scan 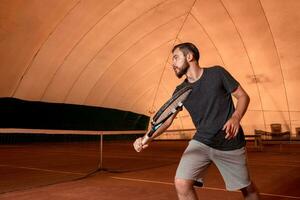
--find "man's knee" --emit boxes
[174,178,194,195]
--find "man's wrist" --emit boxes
[142,135,153,144]
[232,112,241,121]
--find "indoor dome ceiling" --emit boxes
[1,0,299,134]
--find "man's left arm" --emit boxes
[223,85,250,139]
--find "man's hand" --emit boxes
[133,137,149,152]
[222,115,240,139]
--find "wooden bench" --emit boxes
[253,129,293,151]
[245,134,263,151]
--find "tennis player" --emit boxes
[133,43,260,200]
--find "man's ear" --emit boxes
[186,52,193,62]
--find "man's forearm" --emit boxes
[232,94,250,121]
[147,121,171,141]
[144,110,179,142]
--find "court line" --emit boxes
[248,162,300,168]
[111,176,300,199]
[0,164,85,175]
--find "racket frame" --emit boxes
[142,86,192,144]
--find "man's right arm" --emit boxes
[133,110,179,152]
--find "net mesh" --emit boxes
[0,128,183,193]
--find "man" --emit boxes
[133,43,260,200]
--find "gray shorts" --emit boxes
[175,140,251,191]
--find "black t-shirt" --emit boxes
[174,66,246,150]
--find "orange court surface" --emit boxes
[0,140,299,200]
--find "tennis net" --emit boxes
[0,128,187,193]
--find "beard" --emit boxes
[175,59,189,78]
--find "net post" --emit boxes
[98,131,103,170]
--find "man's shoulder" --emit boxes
[173,79,190,95]
[205,65,229,78]
[176,79,189,87]
[206,65,225,72]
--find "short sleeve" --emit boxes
[172,86,180,96]
[172,79,190,96]
[217,66,239,93]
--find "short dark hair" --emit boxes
[172,42,200,62]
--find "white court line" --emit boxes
[0,164,85,175]
[248,163,300,168]
[111,176,300,199]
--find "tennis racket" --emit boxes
[142,85,192,144]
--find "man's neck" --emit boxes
[186,63,203,83]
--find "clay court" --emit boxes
[0,134,300,200]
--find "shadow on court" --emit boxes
[0,141,300,199]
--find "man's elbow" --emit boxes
[238,85,250,102]
[243,92,250,105]
[245,93,250,101]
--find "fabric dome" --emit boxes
[1,0,299,134]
